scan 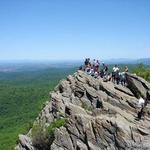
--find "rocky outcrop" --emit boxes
[16,71,150,150]
[126,73,150,99]
[15,134,34,150]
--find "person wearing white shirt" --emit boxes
[113,65,119,73]
[112,65,119,84]
[137,97,145,108]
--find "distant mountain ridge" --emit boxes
[104,58,150,66]
[137,58,150,66]
[0,58,149,72]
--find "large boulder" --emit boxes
[126,73,150,99]
[16,71,150,150]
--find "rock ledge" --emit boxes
[15,71,150,150]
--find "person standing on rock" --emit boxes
[112,65,119,84]
[95,60,100,68]
[100,62,108,78]
[103,63,108,76]
[119,72,126,86]
[124,66,129,72]
[136,97,146,120]
[84,58,91,71]
[92,59,96,68]
[84,58,89,68]
[122,65,129,86]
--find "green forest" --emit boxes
[0,67,76,150]
[133,64,150,81]
[0,64,149,150]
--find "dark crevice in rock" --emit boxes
[107,98,126,111]
[113,125,126,150]
[126,100,136,109]
[76,146,80,150]
[65,107,71,116]
[65,127,76,149]
[74,90,84,98]
[23,146,30,150]
[73,120,83,136]
[129,126,135,142]
[139,81,149,90]
[127,84,140,99]
[84,132,90,150]
[96,99,103,108]
[114,86,134,97]
[146,91,150,100]
[58,85,64,93]
[100,86,120,100]
[91,122,97,143]
[52,142,65,150]
[114,132,120,150]
[86,92,93,103]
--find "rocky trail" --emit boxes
[16,71,150,150]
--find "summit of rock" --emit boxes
[16,71,150,150]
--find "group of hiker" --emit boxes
[79,58,149,120]
[80,58,129,86]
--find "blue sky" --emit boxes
[0,0,150,60]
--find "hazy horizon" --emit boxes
[0,57,149,65]
[0,57,149,62]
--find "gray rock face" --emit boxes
[126,73,150,99]
[16,71,150,150]
[15,135,34,150]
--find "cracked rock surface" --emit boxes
[15,71,150,150]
